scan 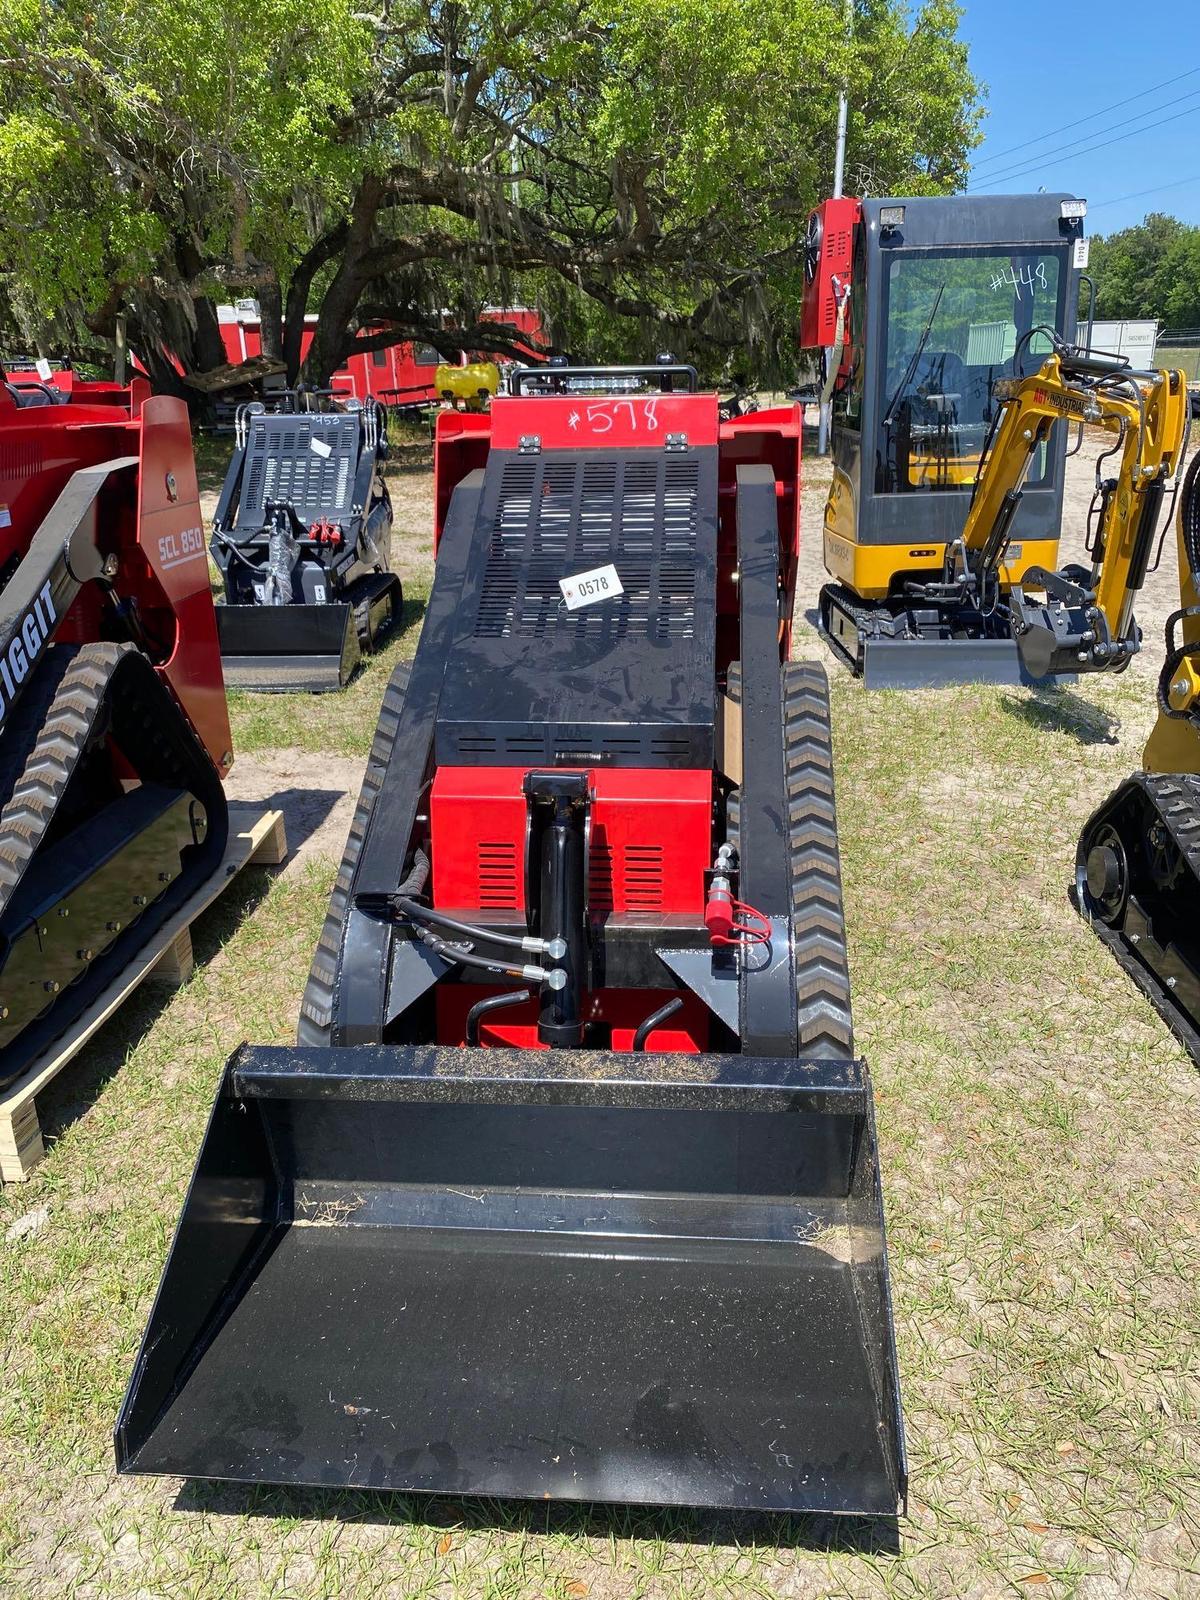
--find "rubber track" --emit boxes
[0,641,227,1085]
[0,645,131,915]
[298,661,411,1043]
[351,573,401,651]
[726,659,853,1057]
[1077,770,1200,1063]
[352,496,397,649]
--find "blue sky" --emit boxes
[958,4,1200,236]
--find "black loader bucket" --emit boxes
[116,1044,905,1515]
[215,602,360,693]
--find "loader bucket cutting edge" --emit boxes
[115,1044,906,1516]
[215,603,360,692]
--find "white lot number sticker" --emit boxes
[1073,237,1090,270]
[560,563,624,611]
[310,435,332,459]
[35,358,52,381]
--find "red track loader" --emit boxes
[118,364,904,1516]
[0,369,231,1090]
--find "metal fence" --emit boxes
[1158,330,1200,381]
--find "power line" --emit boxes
[969,97,1200,190]
[972,91,1200,186]
[970,63,1200,174]
[1089,173,1200,211]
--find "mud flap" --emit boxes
[116,1043,906,1516]
[216,603,360,693]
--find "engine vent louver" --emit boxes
[589,841,665,914]
[476,841,519,910]
[235,416,361,531]
[436,441,717,770]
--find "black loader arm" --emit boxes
[210,439,247,536]
[0,456,136,727]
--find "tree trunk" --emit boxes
[191,294,228,372]
[283,221,351,383]
[127,322,195,405]
[300,177,383,386]
[258,276,284,362]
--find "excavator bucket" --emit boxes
[215,601,360,692]
[119,370,904,1516]
[116,1044,903,1512]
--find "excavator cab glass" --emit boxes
[877,247,1064,495]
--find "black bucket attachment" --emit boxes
[117,1043,905,1515]
[216,603,360,693]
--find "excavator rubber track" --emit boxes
[1075,771,1200,1062]
[0,642,228,1089]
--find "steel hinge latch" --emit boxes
[665,432,688,453]
[518,434,542,455]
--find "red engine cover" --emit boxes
[430,766,712,918]
[799,196,860,350]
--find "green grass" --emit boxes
[225,581,428,756]
[1,465,1199,1598]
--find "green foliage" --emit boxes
[0,0,983,385]
[1086,214,1200,331]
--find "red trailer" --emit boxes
[215,303,544,406]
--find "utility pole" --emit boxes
[818,0,852,457]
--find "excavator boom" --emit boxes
[942,341,1190,678]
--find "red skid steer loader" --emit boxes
[118,364,904,1516]
[0,368,232,1091]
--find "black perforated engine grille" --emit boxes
[237,416,360,529]
[435,445,718,769]
[474,453,701,641]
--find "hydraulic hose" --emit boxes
[1156,454,1200,719]
[465,988,530,1046]
[410,923,558,985]
[1182,450,1200,582]
[395,848,431,899]
[632,996,685,1052]
[392,894,562,959]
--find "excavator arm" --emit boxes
[948,342,1189,677]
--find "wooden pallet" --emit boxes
[0,802,287,1182]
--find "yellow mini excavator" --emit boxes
[934,325,1200,1059]
[802,192,1095,686]
[910,333,1188,683]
